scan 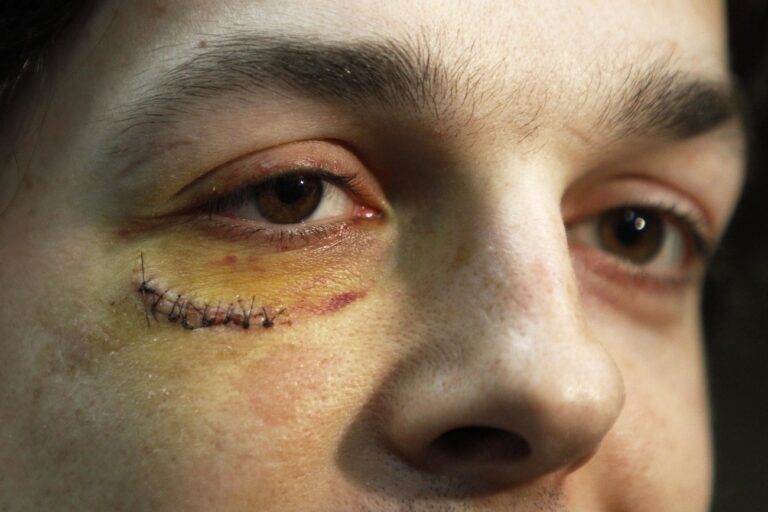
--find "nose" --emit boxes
[381,198,625,488]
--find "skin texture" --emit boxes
[0,1,745,511]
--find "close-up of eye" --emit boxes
[164,141,388,252]
[568,205,708,281]
[202,171,366,226]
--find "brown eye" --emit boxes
[253,174,323,224]
[597,207,664,263]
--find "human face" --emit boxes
[0,0,744,510]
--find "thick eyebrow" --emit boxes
[113,33,445,140]
[597,60,742,141]
[111,33,741,159]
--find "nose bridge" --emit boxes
[447,170,578,328]
[380,164,626,487]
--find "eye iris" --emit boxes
[254,174,323,224]
[598,207,664,264]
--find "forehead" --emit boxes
[76,0,726,102]
[126,0,726,73]
[150,0,725,50]
[68,1,728,151]
[50,2,723,161]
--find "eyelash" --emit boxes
[190,168,374,246]
[624,200,711,258]
[202,170,360,216]
[567,198,713,289]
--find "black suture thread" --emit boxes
[180,302,195,330]
[201,303,216,327]
[167,296,182,322]
[138,282,156,295]
[151,290,167,321]
[139,252,152,329]
[137,258,286,331]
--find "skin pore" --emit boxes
[0,1,744,511]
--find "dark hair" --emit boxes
[0,0,87,115]
[1,1,767,508]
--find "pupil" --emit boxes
[254,173,323,224]
[615,209,648,245]
[275,175,310,205]
[598,207,663,264]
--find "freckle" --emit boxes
[198,40,208,49]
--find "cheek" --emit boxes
[231,344,342,428]
[128,340,365,509]
[129,222,391,333]
[566,332,712,510]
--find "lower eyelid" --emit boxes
[569,243,697,292]
[184,213,380,254]
[568,243,700,327]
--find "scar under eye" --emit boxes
[138,282,288,330]
[134,253,369,331]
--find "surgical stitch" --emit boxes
[137,253,285,331]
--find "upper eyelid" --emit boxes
[196,170,367,217]
[163,140,388,216]
[173,160,356,201]
[562,176,717,239]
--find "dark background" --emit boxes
[706,2,768,510]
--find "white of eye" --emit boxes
[228,177,355,225]
[302,181,354,222]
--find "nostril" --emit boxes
[430,426,531,462]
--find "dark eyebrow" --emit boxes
[111,33,741,160]
[597,60,742,142]
[114,33,441,141]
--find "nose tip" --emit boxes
[383,348,625,488]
